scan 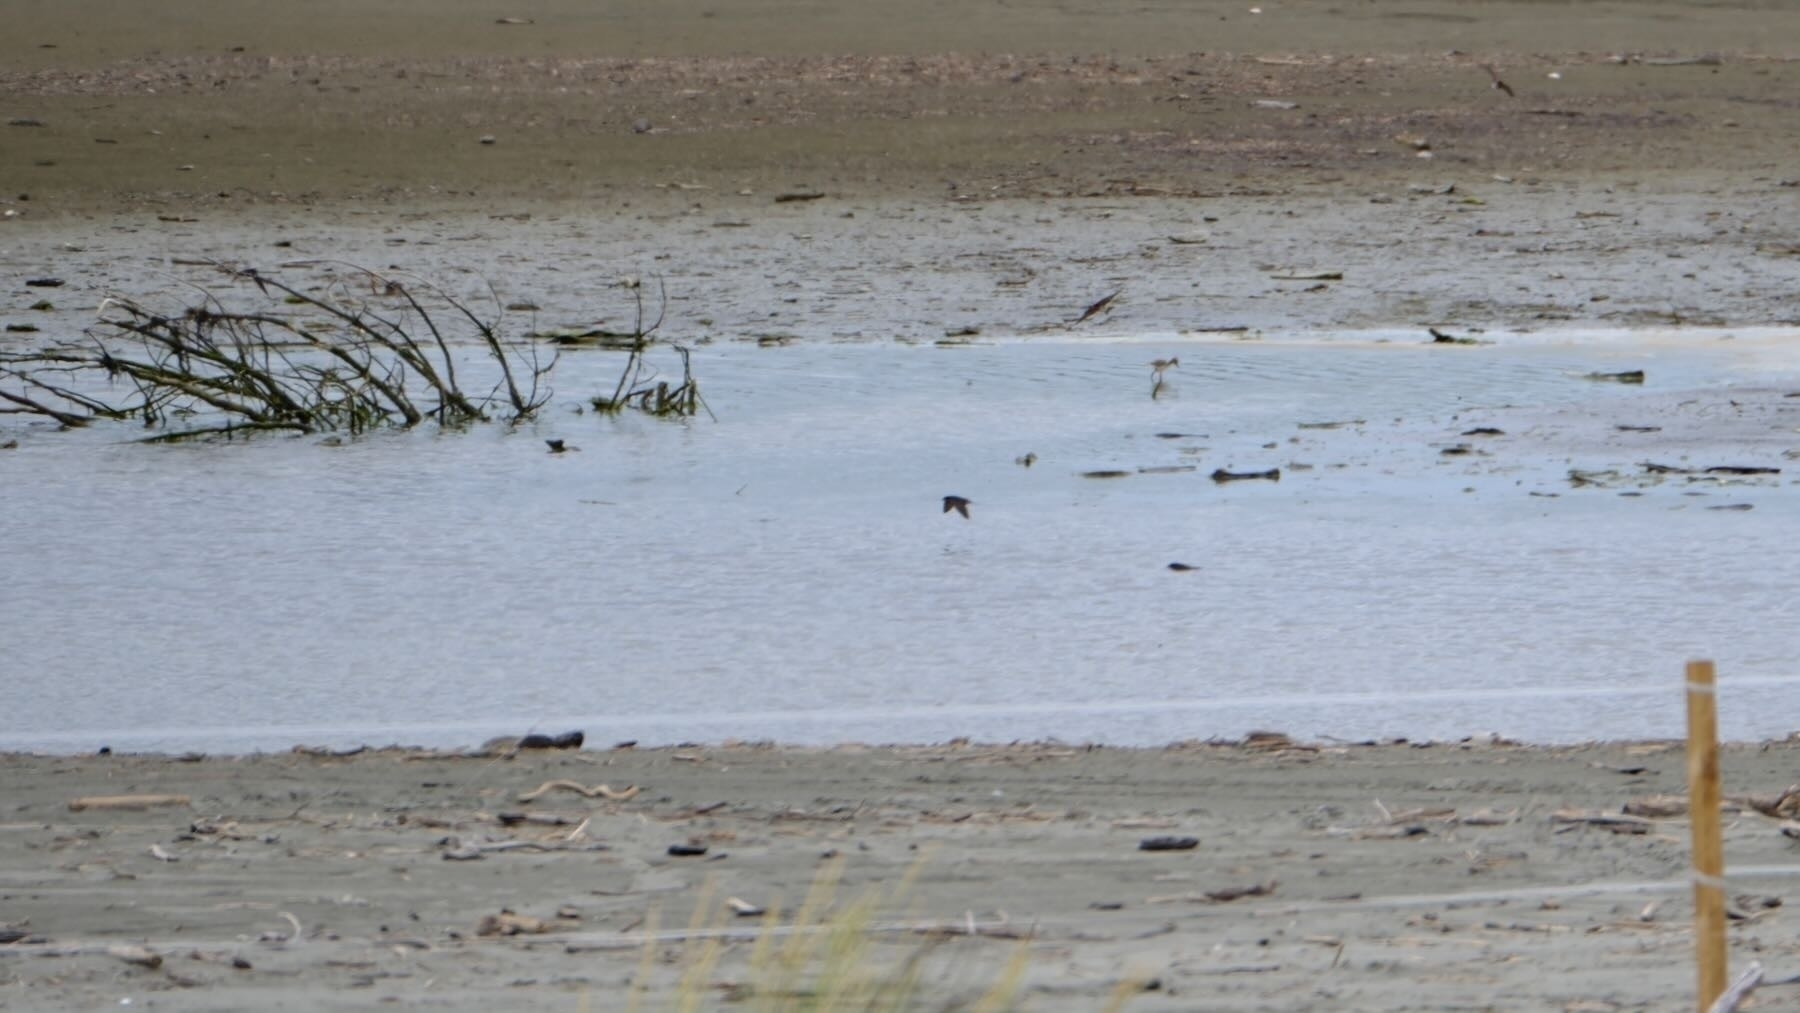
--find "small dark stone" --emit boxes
[516,730,583,750]
[668,843,709,857]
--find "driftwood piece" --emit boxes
[1138,836,1200,852]
[1211,467,1280,483]
[1709,961,1764,1013]
[1622,795,1689,818]
[68,794,192,812]
[477,911,557,936]
[1740,785,1800,818]
[495,811,580,827]
[1147,881,1277,904]
[516,780,640,803]
[107,944,163,969]
[517,731,585,750]
[441,837,611,860]
[1550,808,1653,834]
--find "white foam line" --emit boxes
[10,676,1800,749]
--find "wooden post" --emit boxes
[1687,659,1727,1011]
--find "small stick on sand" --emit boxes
[516,780,641,803]
[68,794,192,812]
[1709,961,1763,1013]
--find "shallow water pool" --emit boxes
[5,332,1800,752]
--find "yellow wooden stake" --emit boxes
[1686,659,1726,1010]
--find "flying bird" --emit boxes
[942,495,972,519]
[1483,64,1515,98]
[1072,288,1121,325]
[545,439,578,454]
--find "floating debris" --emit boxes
[1211,467,1280,483]
[1585,370,1645,384]
[1428,327,1483,345]
[517,730,584,749]
[531,326,645,348]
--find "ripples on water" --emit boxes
[6,335,1800,752]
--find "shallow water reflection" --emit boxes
[6,336,1800,752]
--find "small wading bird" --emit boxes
[545,439,578,454]
[1150,357,1179,400]
[942,495,972,519]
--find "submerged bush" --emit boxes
[0,263,706,441]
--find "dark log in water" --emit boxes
[1211,467,1280,483]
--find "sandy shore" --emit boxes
[4,738,1800,1010]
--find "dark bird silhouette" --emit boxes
[942,495,972,519]
[1167,562,1198,572]
[1071,288,1121,325]
[1483,64,1515,97]
[545,439,577,454]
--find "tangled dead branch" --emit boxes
[0,262,558,440]
[586,277,711,419]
